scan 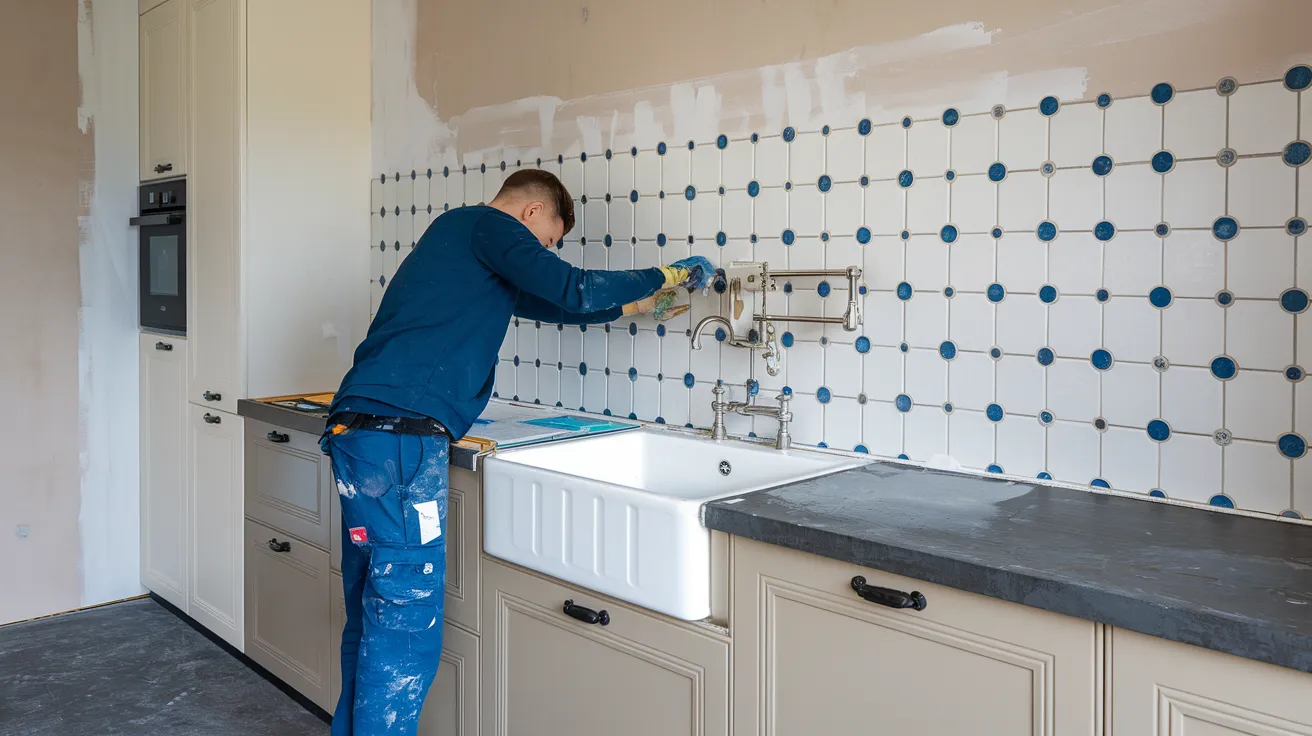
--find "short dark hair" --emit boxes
[495,169,575,234]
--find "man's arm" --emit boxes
[512,291,626,326]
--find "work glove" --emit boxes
[658,256,715,292]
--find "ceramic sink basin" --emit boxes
[482,429,869,620]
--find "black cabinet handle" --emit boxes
[266,431,290,444]
[154,163,173,173]
[155,341,173,351]
[268,538,291,553]
[202,391,222,402]
[563,599,610,626]
[202,413,221,425]
[851,576,927,611]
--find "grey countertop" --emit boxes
[703,462,1312,673]
[236,399,481,470]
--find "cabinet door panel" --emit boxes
[187,404,242,648]
[244,421,330,549]
[140,0,186,180]
[445,467,480,632]
[140,334,188,610]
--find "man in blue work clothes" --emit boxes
[322,168,712,735]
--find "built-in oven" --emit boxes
[130,179,186,333]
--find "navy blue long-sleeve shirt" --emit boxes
[330,206,665,440]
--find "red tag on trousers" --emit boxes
[349,527,368,544]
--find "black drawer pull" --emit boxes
[851,576,927,611]
[266,431,290,444]
[563,599,609,626]
[202,391,222,402]
[268,538,291,553]
[154,163,174,173]
[202,413,221,425]
[155,341,173,351]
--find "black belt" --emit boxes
[329,412,451,438]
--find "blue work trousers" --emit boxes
[324,428,449,735]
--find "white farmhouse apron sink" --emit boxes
[482,429,868,620]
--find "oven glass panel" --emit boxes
[148,234,180,297]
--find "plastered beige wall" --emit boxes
[0,0,85,623]
[383,0,1312,165]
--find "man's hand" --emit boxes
[622,295,657,316]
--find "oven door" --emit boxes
[138,215,187,332]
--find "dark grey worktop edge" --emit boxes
[703,504,1311,673]
[236,399,480,470]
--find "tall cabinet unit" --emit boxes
[139,334,188,611]
[139,0,187,181]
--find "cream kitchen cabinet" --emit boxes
[1110,627,1312,734]
[480,557,729,736]
[139,334,188,611]
[244,420,332,550]
[445,467,481,632]
[187,403,244,649]
[732,536,1099,736]
[139,0,186,181]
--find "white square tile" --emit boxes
[517,323,541,362]
[1161,365,1223,435]
[1229,156,1297,228]
[787,236,826,272]
[371,176,385,212]
[1163,231,1225,298]
[537,156,561,177]
[690,145,720,191]
[907,123,950,177]
[539,326,562,364]
[632,376,660,421]
[538,369,561,407]
[635,151,661,194]
[950,174,996,233]
[607,372,633,416]
[1228,229,1295,298]
[1227,300,1293,370]
[998,108,1048,170]
[559,367,582,410]
[722,140,753,190]
[1226,369,1291,443]
[865,125,906,179]
[866,236,905,291]
[559,324,583,364]
[633,329,660,371]
[688,343,719,392]
[789,186,824,236]
[1049,296,1102,359]
[396,176,414,210]
[1100,426,1159,493]
[1159,433,1221,503]
[905,236,949,292]
[785,287,826,341]
[483,167,504,202]
[950,113,995,175]
[634,240,661,271]
[824,397,863,451]
[1103,232,1162,297]
[465,171,484,205]
[515,364,538,403]
[865,180,905,235]
[498,324,516,361]
[1104,96,1162,163]
[755,188,787,239]
[864,345,904,400]
[1163,89,1227,160]
[1104,297,1160,364]
[691,196,720,239]
[1101,361,1159,427]
[1299,316,1312,370]
[412,175,430,215]
[997,172,1047,232]
[1048,232,1103,295]
[633,198,661,240]
[1047,420,1101,485]
[997,418,1046,477]
[607,331,633,371]
[825,183,864,236]
[903,406,948,461]
[947,410,994,470]
[947,351,993,411]
[1049,102,1104,167]
[583,328,608,368]
[663,200,691,241]
[997,355,1044,416]
[789,392,824,446]
[395,213,413,251]
[1298,462,1312,517]
[828,128,865,182]
[949,293,994,352]
[826,237,863,280]
[826,341,863,393]
[659,332,689,377]
[662,149,691,194]
[609,201,635,242]
[560,157,584,197]
[1222,439,1292,514]
[790,132,826,185]
[949,234,995,292]
[1106,164,1163,230]
[658,383,690,426]
[1048,358,1099,421]
[717,190,751,239]
[997,297,1048,356]
[906,177,949,234]
[583,241,608,271]
[1162,298,1224,367]
[995,235,1047,294]
[494,360,515,398]
[787,340,825,394]
[1048,169,1104,232]
[1229,81,1298,155]
[866,292,904,346]
[862,400,904,457]
[610,153,635,193]
[905,293,949,347]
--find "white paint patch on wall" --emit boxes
[77,0,143,606]
[372,0,452,176]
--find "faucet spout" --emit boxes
[691,315,734,350]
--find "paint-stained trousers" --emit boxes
[323,427,449,735]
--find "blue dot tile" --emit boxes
[945,169,957,182]
[1282,288,1310,314]
[988,162,1007,182]
[1285,141,1311,167]
[1286,65,1312,91]
[991,226,1004,239]
[943,286,955,298]
[860,175,870,187]
[855,445,870,454]
[897,282,913,300]
[747,181,760,197]
[898,453,910,460]
[782,386,793,396]
[1091,348,1114,371]
[1215,289,1234,307]
[942,108,960,126]
[1092,155,1114,177]
[818,281,831,297]
[900,342,909,353]
[986,403,1004,422]
[1151,82,1175,105]
[857,226,872,244]
[716,134,728,150]
[939,341,957,360]
[987,464,1004,474]
[1281,509,1304,519]
[1096,93,1113,108]
[1094,221,1117,241]
[818,174,832,192]
[1091,478,1112,489]
[898,170,914,188]
[684,185,697,201]
[1096,288,1111,303]
[579,362,588,375]
[1037,221,1059,242]
[1151,150,1176,174]
[1039,96,1060,116]
[987,283,1006,303]
[817,387,831,403]
[1208,494,1235,509]
[714,231,727,247]
[750,133,759,143]
[783,126,796,142]
[901,116,913,129]
[782,229,795,245]
[855,336,871,354]
[943,402,954,414]
[858,119,872,136]
[1287,365,1305,382]
[1039,285,1059,304]
[1149,286,1173,309]
[783,282,793,294]
[940,224,959,244]
[682,372,695,388]
[657,233,666,246]
[1213,216,1240,242]
[1147,419,1171,442]
[1155,222,1172,238]
[714,327,726,343]
[657,142,667,155]
[1210,355,1238,380]
[1039,410,1054,425]
[901,230,911,241]
[781,331,794,348]
[1288,217,1308,236]
[784,181,793,191]
[896,394,912,412]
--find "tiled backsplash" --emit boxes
[372,67,1312,519]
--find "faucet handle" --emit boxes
[712,382,726,400]
[776,390,791,406]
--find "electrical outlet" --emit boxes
[15,524,30,539]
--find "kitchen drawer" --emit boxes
[244,420,331,549]
[245,518,332,710]
[480,557,728,736]
[732,536,1099,736]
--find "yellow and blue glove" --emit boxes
[658,256,715,291]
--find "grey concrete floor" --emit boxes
[0,598,328,735]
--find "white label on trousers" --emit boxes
[414,500,442,544]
